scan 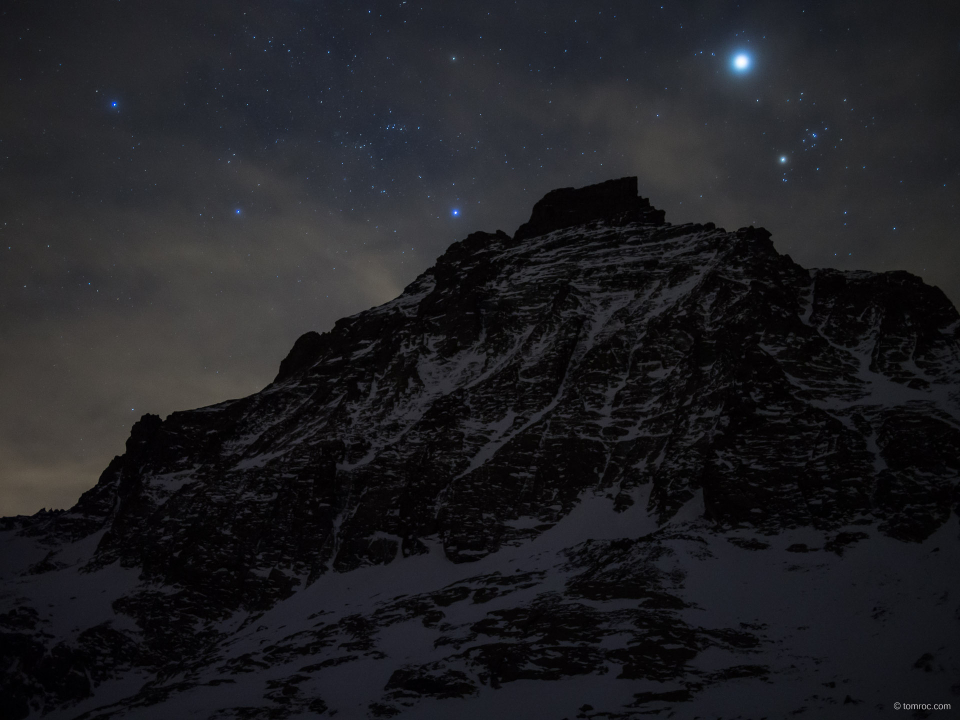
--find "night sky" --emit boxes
[2,1,958,516]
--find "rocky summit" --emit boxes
[2,177,959,719]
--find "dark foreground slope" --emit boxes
[2,178,959,719]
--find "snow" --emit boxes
[40,508,953,718]
[676,520,960,717]
[0,529,142,643]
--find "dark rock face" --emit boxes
[274,330,325,383]
[2,177,959,718]
[514,176,665,240]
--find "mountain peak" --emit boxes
[513,176,666,241]
[3,179,960,718]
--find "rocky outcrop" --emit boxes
[513,176,665,240]
[274,330,325,383]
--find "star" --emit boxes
[451,209,459,216]
[779,156,788,163]
[732,53,750,72]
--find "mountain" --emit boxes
[2,177,959,719]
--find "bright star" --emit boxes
[779,156,788,163]
[235,209,241,215]
[451,209,459,216]
[732,53,750,71]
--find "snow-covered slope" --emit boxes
[3,177,959,718]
